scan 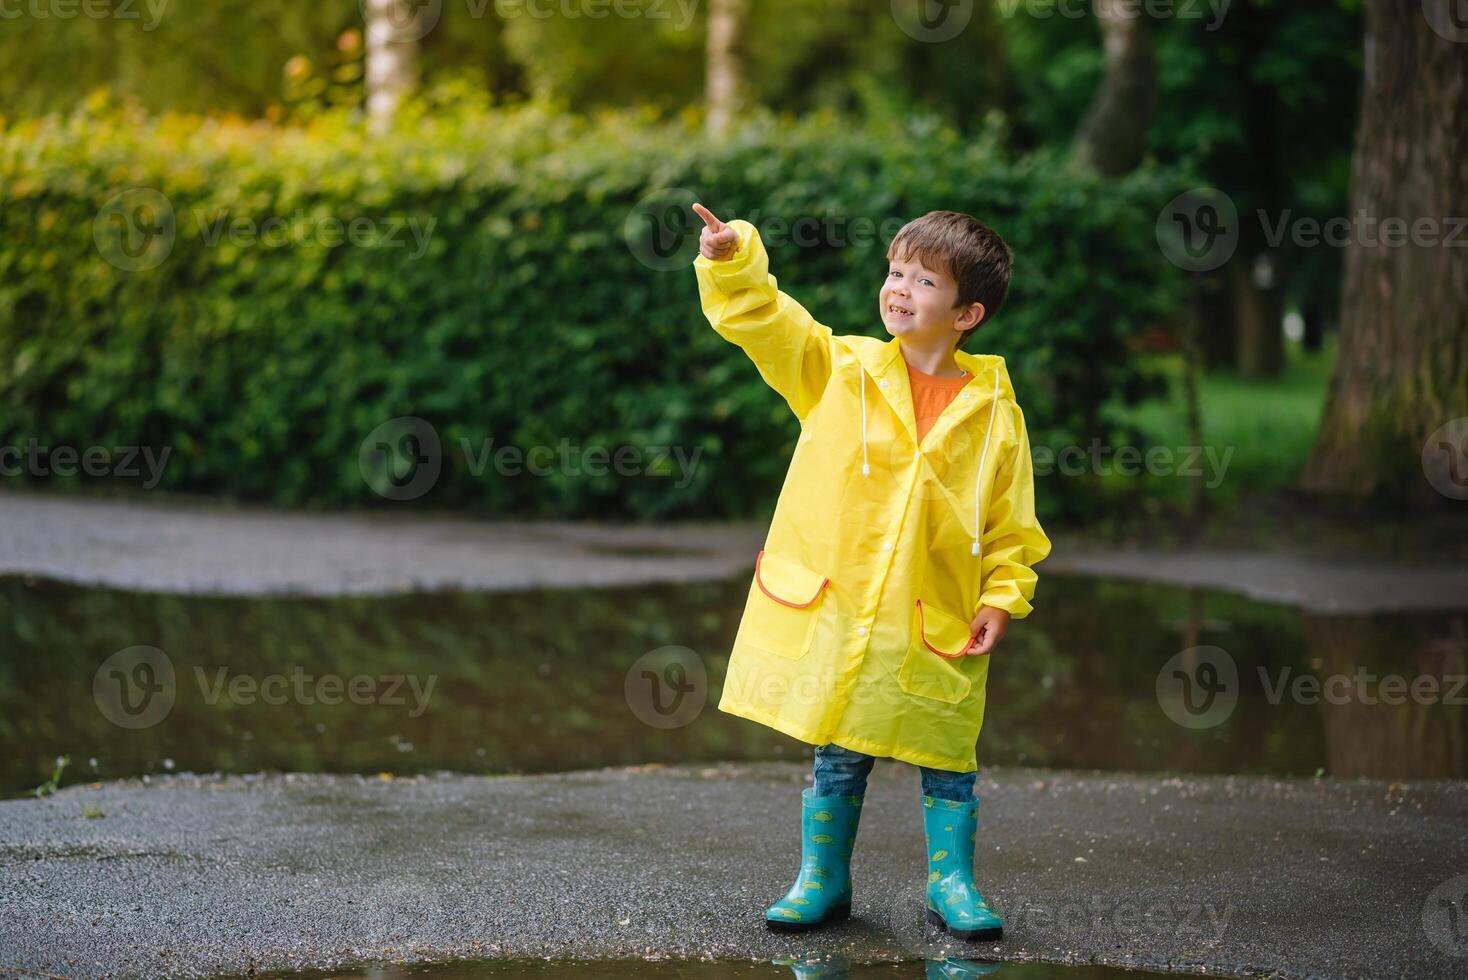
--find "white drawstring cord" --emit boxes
[860,369,870,476]
[971,370,1001,556]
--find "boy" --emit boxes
[691,202,1051,941]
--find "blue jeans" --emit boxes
[812,743,976,803]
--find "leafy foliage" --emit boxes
[0,98,1184,519]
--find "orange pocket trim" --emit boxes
[754,549,830,609]
[915,598,977,659]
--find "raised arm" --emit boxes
[692,203,834,421]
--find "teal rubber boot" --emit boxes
[922,795,1003,941]
[765,788,864,931]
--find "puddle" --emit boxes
[224,955,1193,979]
[2,572,1465,795]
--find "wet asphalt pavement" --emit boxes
[2,762,1465,980]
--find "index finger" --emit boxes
[691,202,724,232]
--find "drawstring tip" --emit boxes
[861,463,870,476]
[971,540,980,556]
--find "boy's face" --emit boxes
[880,252,982,349]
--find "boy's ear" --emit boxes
[952,302,986,349]
[957,301,987,331]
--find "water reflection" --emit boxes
[2,572,1464,794]
[773,955,1005,979]
[224,953,1185,979]
[1303,611,1467,779]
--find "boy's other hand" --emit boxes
[965,606,1010,656]
[693,202,740,261]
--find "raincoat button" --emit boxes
[883,542,893,551]
[879,380,889,388]
[857,626,868,636]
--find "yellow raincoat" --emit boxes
[695,220,1052,772]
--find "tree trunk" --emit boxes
[1195,268,1238,369]
[1231,47,1288,379]
[1301,300,1326,353]
[705,0,747,138]
[1072,0,1156,176]
[1181,293,1208,530]
[1231,252,1286,378]
[1301,1,1468,500]
[364,0,420,134]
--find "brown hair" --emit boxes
[886,210,1013,350]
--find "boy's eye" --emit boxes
[889,270,935,287]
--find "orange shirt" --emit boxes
[906,360,972,443]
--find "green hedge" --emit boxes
[0,95,1183,520]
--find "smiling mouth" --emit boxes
[888,305,914,318]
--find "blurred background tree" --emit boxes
[1303,0,1468,502]
[6,0,1464,514]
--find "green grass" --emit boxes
[1105,335,1338,505]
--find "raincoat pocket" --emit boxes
[739,549,830,661]
[898,599,974,704]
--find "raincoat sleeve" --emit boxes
[693,219,834,420]
[977,403,1052,620]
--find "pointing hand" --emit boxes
[693,202,740,261]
